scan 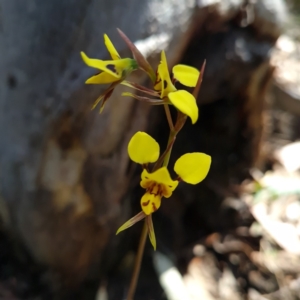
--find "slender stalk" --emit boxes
[162,110,189,167]
[162,130,176,167]
[121,81,160,97]
[163,104,174,131]
[126,220,148,300]
[152,130,175,171]
[122,93,165,105]
[193,60,206,99]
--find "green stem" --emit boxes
[152,130,175,171]
[164,104,174,131]
[153,111,187,170]
[126,220,148,300]
[162,130,176,167]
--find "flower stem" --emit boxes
[152,130,175,171]
[126,220,148,300]
[164,104,174,131]
[162,130,176,167]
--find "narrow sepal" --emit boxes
[116,211,146,235]
[117,28,156,83]
[100,89,114,113]
[91,94,104,111]
[193,60,206,99]
[103,34,120,60]
[146,215,156,250]
[91,81,120,112]
[122,81,160,97]
[122,92,165,105]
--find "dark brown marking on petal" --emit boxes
[106,64,117,74]
[142,200,150,206]
[145,176,149,179]
[152,203,157,211]
[168,185,172,188]
[155,78,161,85]
[163,80,168,88]
[150,191,158,195]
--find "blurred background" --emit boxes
[1,0,300,299]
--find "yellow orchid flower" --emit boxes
[81,34,138,112]
[122,51,200,124]
[116,131,211,250]
[155,51,200,124]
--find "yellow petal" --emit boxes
[146,215,156,250]
[116,211,146,234]
[172,64,200,87]
[155,51,176,98]
[81,52,136,79]
[153,79,162,92]
[104,34,120,60]
[140,168,178,198]
[128,132,160,164]
[168,90,198,124]
[174,153,211,184]
[141,192,161,215]
[85,72,119,84]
